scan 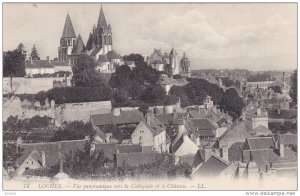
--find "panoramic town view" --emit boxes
[2,3,297,190]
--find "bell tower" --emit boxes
[58,13,77,62]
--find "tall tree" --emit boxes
[72,54,105,87]
[290,70,297,103]
[3,43,26,78]
[220,88,245,121]
[29,44,40,60]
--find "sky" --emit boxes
[3,3,297,71]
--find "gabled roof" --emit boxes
[96,54,110,63]
[228,142,244,162]
[136,121,165,136]
[25,60,54,69]
[17,139,88,168]
[61,14,76,38]
[217,123,253,148]
[192,154,230,177]
[90,110,144,126]
[107,50,122,60]
[116,144,142,154]
[192,149,205,168]
[97,6,108,29]
[243,137,275,151]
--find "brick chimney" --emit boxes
[46,56,50,63]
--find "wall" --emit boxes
[3,77,71,94]
[3,96,112,126]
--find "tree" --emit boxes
[220,88,245,121]
[72,54,106,87]
[29,44,40,60]
[51,121,96,142]
[111,88,130,108]
[3,44,26,77]
[123,54,146,67]
[109,65,132,90]
[269,85,282,94]
[140,84,167,104]
[290,70,297,103]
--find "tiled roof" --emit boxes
[188,109,207,119]
[140,121,165,136]
[107,50,122,60]
[217,123,252,148]
[192,154,229,177]
[90,110,144,126]
[190,119,218,130]
[244,137,275,150]
[169,48,177,56]
[61,14,76,38]
[17,139,88,168]
[25,60,54,69]
[178,154,196,166]
[192,150,205,168]
[116,152,163,167]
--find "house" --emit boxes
[172,134,199,157]
[241,137,297,176]
[191,153,230,178]
[90,108,144,127]
[51,61,72,73]
[131,115,167,153]
[15,138,89,176]
[25,59,55,77]
[245,107,269,131]
[267,109,297,123]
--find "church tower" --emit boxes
[58,14,77,62]
[169,48,179,75]
[181,53,191,77]
[86,5,112,55]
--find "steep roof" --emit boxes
[107,50,122,60]
[90,47,102,57]
[90,110,144,126]
[61,14,76,38]
[243,137,275,151]
[97,6,108,29]
[72,34,85,55]
[191,119,218,131]
[25,60,54,69]
[17,139,89,168]
[192,154,230,177]
[228,142,244,162]
[96,54,110,63]
[169,48,177,56]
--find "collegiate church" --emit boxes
[57,6,123,73]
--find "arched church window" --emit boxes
[104,35,107,45]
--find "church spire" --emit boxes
[97,5,108,29]
[61,13,76,38]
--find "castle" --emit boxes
[147,48,191,77]
[56,6,123,73]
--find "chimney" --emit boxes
[41,151,46,167]
[16,136,23,153]
[46,56,50,63]
[221,146,229,162]
[106,133,112,143]
[279,143,285,158]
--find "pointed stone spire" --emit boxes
[61,13,76,38]
[170,48,177,56]
[86,33,94,50]
[72,34,85,54]
[97,5,108,29]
